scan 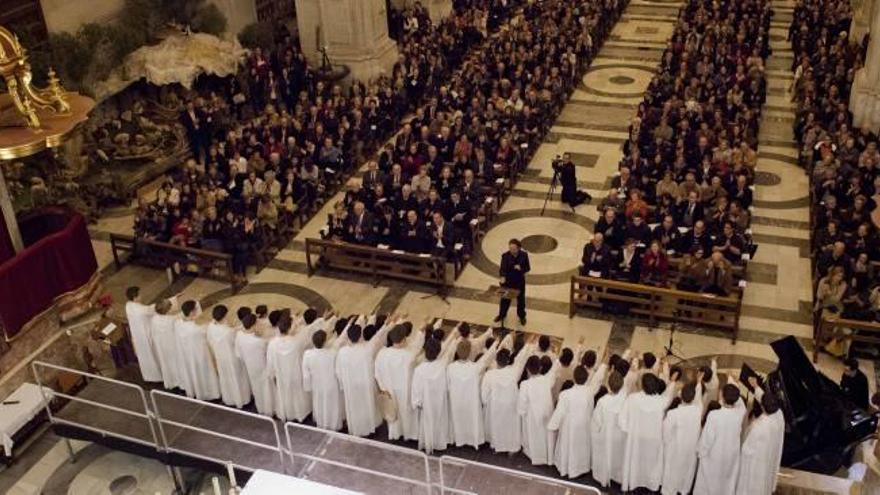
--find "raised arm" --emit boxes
[476,338,501,373]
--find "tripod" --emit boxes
[663,309,689,363]
[540,169,560,216]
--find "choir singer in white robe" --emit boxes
[207,305,251,408]
[266,312,313,422]
[150,298,184,391]
[694,383,747,495]
[412,331,459,454]
[619,373,668,492]
[235,314,274,415]
[736,389,785,495]
[302,324,347,431]
[549,362,606,478]
[591,371,628,487]
[447,337,500,448]
[124,286,163,382]
[176,300,220,400]
[336,316,394,437]
[375,324,422,441]
[661,382,703,495]
[482,338,535,453]
[518,355,558,465]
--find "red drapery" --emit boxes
[0,208,97,339]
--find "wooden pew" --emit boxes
[109,234,236,288]
[814,316,880,363]
[305,238,450,290]
[569,275,742,342]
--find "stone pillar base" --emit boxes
[851,69,880,134]
[329,37,399,83]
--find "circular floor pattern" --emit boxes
[109,474,138,495]
[609,75,636,85]
[520,234,559,254]
[198,282,332,316]
[753,170,782,186]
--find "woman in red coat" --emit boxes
[641,240,669,286]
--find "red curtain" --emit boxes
[0,214,13,266]
[0,208,97,339]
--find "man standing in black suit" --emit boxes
[181,100,210,162]
[430,210,454,260]
[496,239,531,325]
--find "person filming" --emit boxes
[495,239,530,325]
[553,152,591,209]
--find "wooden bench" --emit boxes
[569,275,743,342]
[109,234,236,288]
[305,238,450,290]
[813,316,880,363]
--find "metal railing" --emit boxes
[31,361,160,449]
[150,389,286,473]
[438,455,603,495]
[285,421,433,495]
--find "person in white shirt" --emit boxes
[336,316,394,437]
[150,298,184,391]
[661,382,703,495]
[700,358,719,409]
[447,337,500,448]
[518,355,558,465]
[175,300,220,401]
[736,387,786,495]
[124,286,163,382]
[549,361,607,478]
[206,305,251,408]
[302,321,349,431]
[412,329,460,454]
[694,383,747,495]
[619,373,668,492]
[482,336,535,453]
[235,313,274,415]
[591,370,628,487]
[375,324,422,441]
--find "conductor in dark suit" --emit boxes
[430,211,454,260]
[495,238,530,325]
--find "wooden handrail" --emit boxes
[109,233,235,288]
[814,316,880,363]
[569,275,742,342]
[305,238,449,290]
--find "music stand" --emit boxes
[491,285,520,329]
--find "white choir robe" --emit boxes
[702,359,719,409]
[125,300,162,382]
[590,390,628,487]
[336,322,393,437]
[176,319,221,400]
[619,391,667,491]
[150,314,184,390]
[548,364,606,478]
[411,337,459,453]
[517,370,557,466]
[375,343,421,441]
[235,331,274,415]
[735,410,785,495]
[481,342,535,453]
[446,341,499,448]
[693,399,746,495]
[266,329,312,422]
[207,321,251,407]
[302,334,347,431]
[661,401,703,495]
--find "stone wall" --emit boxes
[40,0,125,34]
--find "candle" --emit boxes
[226,464,237,491]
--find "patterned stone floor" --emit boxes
[2,0,872,493]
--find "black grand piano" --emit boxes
[768,336,878,473]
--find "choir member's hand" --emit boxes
[747,376,759,390]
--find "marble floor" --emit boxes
[0,0,870,493]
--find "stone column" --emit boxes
[851,0,877,44]
[0,169,23,254]
[851,2,880,133]
[425,0,453,23]
[295,0,399,82]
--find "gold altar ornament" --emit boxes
[0,25,95,160]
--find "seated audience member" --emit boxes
[581,233,613,278]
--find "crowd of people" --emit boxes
[133,1,511,280]
[126,287,789,494]
[582,0,772,295]
[321,0,626,260]
[791,0,880,356]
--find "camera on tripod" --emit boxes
[551,154,564,173]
